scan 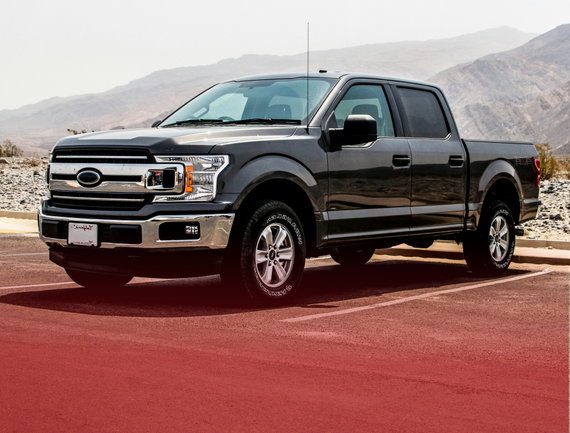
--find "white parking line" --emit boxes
[282,269,552,323]
[0,282,75,291]
[0,252,48,257]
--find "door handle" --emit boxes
[448,155,464,167]
[392,155,411,167]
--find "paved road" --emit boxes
[1,236,568,432]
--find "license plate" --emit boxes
[68,223,98,247]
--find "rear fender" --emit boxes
[469,160,523,228]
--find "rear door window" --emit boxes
[396,87,449,139]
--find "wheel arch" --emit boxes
[482,179,520,223]
[232,178,320,255]
[476,160,523,225]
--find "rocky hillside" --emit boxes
[430,24,570,155]
[0,27,535,155]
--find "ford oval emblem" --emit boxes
[77,169,102,187]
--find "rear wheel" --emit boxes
[222,200,306,305]
[65,268,132,289]
[463,200,515,276]
[330,246,375,266]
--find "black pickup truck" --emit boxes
[38,72,541,304]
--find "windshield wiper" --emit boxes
[162,119,224,127]
[223,118,302,125]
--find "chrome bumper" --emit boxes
[38,207,235,249]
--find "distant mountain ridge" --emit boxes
[0,27,537,154]
[430,24,570,154]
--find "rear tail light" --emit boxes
[532,157,541,188]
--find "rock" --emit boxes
[0,157,49,213]
[521,178,570,240]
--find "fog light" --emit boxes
[159,222,200,240]
[185,225,199,235]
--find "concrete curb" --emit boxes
[516,239,570,250]
[438,238,570,251]
[0,210,37,220]
[376,243,570,267]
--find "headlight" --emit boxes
[153,155,229,202]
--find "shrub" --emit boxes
[66,128,94,135]
[557,157,570,179]
[534,143,558,180]
[1,139,24,157]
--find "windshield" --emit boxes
[160,77,337,127]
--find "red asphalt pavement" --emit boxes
[0,236,568,432]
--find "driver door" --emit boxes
[325,82,411,243]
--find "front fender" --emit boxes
[224,154,323,212]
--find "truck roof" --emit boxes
[226,72,438,89]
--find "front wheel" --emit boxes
[65,268,132,289]
[463,200,515,276]
[222,200,306,305]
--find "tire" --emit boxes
[65,268,132,289]
[222,200,306,305]
[330,246,375,266]
[463,200,515,276]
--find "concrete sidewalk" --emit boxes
[1,213,568,266]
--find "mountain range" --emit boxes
[430,24,570,155]
[1,25,569,155]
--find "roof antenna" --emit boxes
[306,22,310,134]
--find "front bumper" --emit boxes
[38,206,235,249]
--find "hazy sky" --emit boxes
[1,0,568,110]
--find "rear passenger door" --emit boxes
[392,84,467,235]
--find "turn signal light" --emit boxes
[185,166,194,193]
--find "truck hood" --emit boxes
[54,126,298,155]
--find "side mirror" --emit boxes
[329,114,377,149]
[151,120,162,128]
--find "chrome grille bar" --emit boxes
[55,155,149,160]
[51,194,146,203]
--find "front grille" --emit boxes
[51,191,151,211]
[52,149,154,164]
[51,173,143,183]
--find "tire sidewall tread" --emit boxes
[227,200,306,305]
[463,200,515,276]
